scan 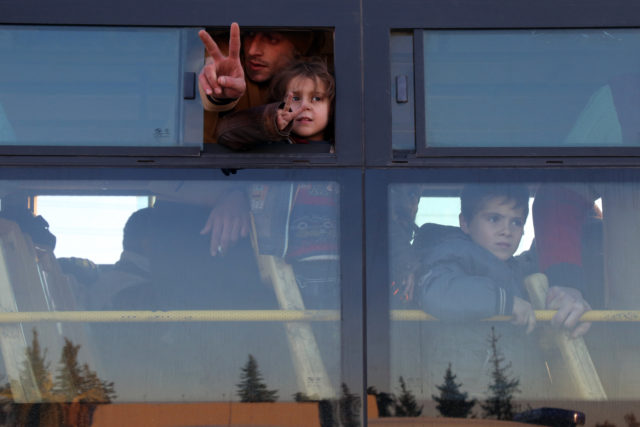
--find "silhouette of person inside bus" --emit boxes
[215,59,335,150]
[88,207,155,310]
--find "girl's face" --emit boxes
[287,76,330,141]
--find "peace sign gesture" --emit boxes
[277,93,304,131]
[198,23,246,101]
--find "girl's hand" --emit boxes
[277,93,303,131]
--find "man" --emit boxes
[192,24,322,253]
[197,23,317,143]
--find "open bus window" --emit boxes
[200,27,335,152]
[385,178,640,426]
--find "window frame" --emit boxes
[364,0,640,166]
[0,0,364,167]
[0,165,365,406]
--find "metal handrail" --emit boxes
[0,309,637,323]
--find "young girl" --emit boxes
[215,59,335,150]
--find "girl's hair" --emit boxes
[268,58,335,103]
[268,59,336,140]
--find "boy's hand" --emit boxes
[512,296,536,334]
[546,286,591,338]
[277,93,304,131]
[198,23,246,100]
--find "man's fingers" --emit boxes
[563,305,585,329]
[218,76,246,93]
[199,71,215,96]
[200,216,212,235]
[209,216,224,257]
[551,304,570,327]
[228,22,241,60]
[198,30,224,62]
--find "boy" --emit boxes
[409,184,590,399]
[417,184,536,332]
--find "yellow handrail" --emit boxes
[0,309,638,323]
[390,309,640,322]
[0,310,339,323]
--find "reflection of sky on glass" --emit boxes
[415,197,535,255]
[36,196,147,264]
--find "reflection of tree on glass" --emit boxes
[432,363,475,418]
[5,329,114,426]
[481,327,520,421]
[338,383,360,427]
[394,376,423,417]
[236,354,278,403]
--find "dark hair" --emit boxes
[268,59,335,139]
[123,207,153,253]
[460,184,530,223]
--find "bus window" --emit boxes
[390,28,640,150]
[0,26,203,148]
[0,174,347,426]
[382,176,640,427]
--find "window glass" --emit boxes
[0,26,202,147]
[381,176,640,427]
[423,29,640,147]
[0,175,345,425]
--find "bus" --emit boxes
[2,0,640,425]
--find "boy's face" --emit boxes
[287,76,330,141]
[459,196,526,261]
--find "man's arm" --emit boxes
[532,185,596,337]
[149,181,250,256]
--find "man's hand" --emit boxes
[546,286,591,338]
[198,23,246,100]
[512,296,536,334]
[200,190,250,256]
[276,93,304,131]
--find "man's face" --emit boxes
[459,196,526,261]
[243,31,296,83]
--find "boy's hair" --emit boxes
[460,184,530,222]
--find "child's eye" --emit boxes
[487,215,501,223]
[511,219,524,228]
[312,96,324,102]
[291,96,301,102]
